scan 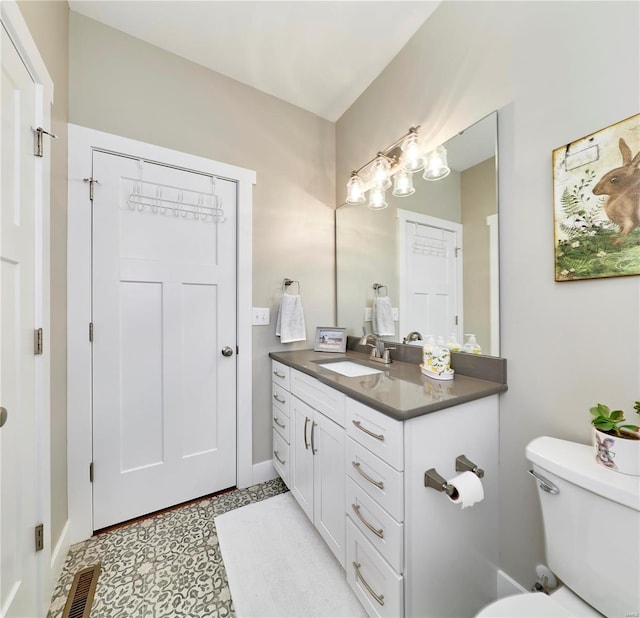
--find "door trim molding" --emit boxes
[67,124,255,544]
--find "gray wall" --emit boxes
[17,0,69,553]
[67,13,336,466]
[336,0,639,588]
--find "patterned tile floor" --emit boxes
[47,478,288,618]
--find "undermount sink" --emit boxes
[314,359,383,377]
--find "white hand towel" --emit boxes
[275,293,307,343]
[372,296,395,336]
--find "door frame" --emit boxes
[67,124,256,544]
[1,1,54,613]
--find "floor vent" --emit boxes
[61,564,101,618]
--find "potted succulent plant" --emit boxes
[590,402,640,476]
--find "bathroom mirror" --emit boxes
[336,111,499,355]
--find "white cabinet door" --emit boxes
[313,411,346,567]
[290,395,314,521]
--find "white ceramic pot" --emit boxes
[592,427,640,476]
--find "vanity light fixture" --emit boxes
[344,125,450,209]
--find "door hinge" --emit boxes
[83,177,99,201]
[89,462,94,483]
[455,315,459,326]
[455,247,461,258]
[89,322,94,342]
[35,523,44,552]
[34,328,44,355]
[34,127,58,157]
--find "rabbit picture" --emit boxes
[592,137,640,234]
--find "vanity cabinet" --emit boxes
[270,352,502,617]
[273,363,347,567]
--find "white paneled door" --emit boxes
[1,23,39,618]
[398,210,462,344]
[92,152,237,530]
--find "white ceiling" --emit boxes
[68,1,441,122]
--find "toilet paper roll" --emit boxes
[448,471,484,509]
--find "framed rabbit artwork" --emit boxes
[552,112,640,281]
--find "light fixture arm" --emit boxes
[351,126,421,175]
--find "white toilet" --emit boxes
[478,436,640,617]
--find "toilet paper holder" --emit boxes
[455,454,484,478]
[424,455,484,496]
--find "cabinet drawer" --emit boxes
[347,478,403,573]
[347,438,404,522]
[347,398,403,471]
[291,369,346,427]
[271,360,290,391]
[272,429,289,487]
[272,404,290,444]
[272,382,290,415]
[346,519,403,618]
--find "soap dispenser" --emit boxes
[422,336,436,369]
[421,335,454,380]
[462,334,482,354]
[447,333,461,352]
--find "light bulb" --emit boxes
[370,155,392,190]
[400,131,425,173]
[423,145,450,181]
[392,170,415,197]
[368,187,388,210]
[345,172,366,204]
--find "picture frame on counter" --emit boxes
[314,327,347,353]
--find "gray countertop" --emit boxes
[269,349,508,421]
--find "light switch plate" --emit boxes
[392,307,399,321]
[364,308,372,322]
[252,307,270,326]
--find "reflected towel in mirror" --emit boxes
[276,293,307,343]
[372,296,395,336]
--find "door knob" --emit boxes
[0,407,7,428]
[221,346,234,357]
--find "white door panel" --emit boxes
[398,210,462,342]
[92,152,237,529]
[1,23,39,618]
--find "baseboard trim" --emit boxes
[49,520,70,600]
[252,460,278,485]
[497,569,528,598]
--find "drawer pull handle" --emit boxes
[352,461,384,490]
[274,416,286,429]
[304,417,310,450]
[273,450,286,465]
[352,420,385,442]
[273,393,286,404]
[273,370,286,379]
[353,562,384,606]
[352,503,384,539]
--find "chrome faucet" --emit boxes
[359,333,394,364]
[403,331,423,344]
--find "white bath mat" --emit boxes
[215,492,367,618]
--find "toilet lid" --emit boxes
[477,592,575,617]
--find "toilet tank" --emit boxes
[526,436,640,618]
